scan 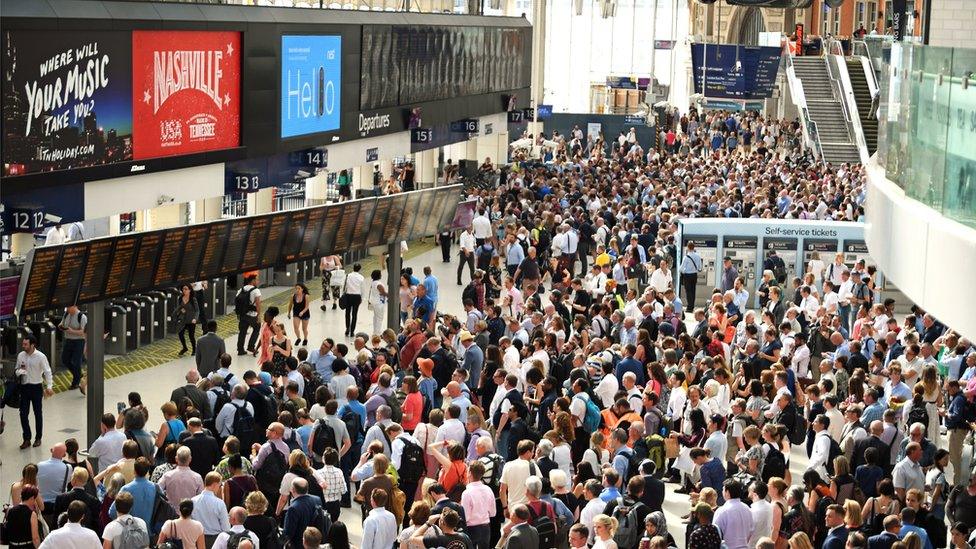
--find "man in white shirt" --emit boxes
[499,441,540,512]
[748,482,774,546]
[435,405,467,446]
[236,273,262,355]
[822,281,840,315]
[578,480,606,543]
[551,225,567,259]
[102,492,149,549]
[471,210,492,246]
[191,473,231,545]
[88,413,126,474]
[211,507,260,549]
[15,335,53,448]
[39,500,101,549]
[362,489,398,549]
[666,373,688,424]
[799,286,820,323]
[790,333,811,379]
[457,228,476,285]
[342,264,366,337]
[807,415,834,479]
[44,224,66,246]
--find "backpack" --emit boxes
[576,393,602,432]
[483,454,506,492]
[826,436,843,476]
[341,408,364,444]
[782,405,807,446]
[612,497,647,549]
[462,283,477,305]
[382,392,403,423]
[907,404,930,438]
[226,529,254,549]
[249,388,278,429]
[622,449,642,480]
[398,439,426,484]
[284,429,301,452]
[115,515,151,549]
[209,388,231,421]
[302,371,323,407]
[311,419,339,458]
[772,258,787,284]
[255,445,288,501]
[644,435,666,478]
[761,442,788,481]
[235,287,257,318]
[526,500,557,548]
[230,402,257,449]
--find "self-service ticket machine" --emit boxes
[145,291,169,340]
[27,318,58,370]
[763,237,799,283]
[105,303,128,356]
[682,235,718,308]
[130,295,156,345]
[722,236,758,289]
[803,239,838,285]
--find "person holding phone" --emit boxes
[15,335,53,449]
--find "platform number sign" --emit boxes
[234,174,261,193]
[302,149,328,168]
[411,128,434,144]
[5,207,45,233]
[508,110,525,123]
[450,119,479,133]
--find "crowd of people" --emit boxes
[5,108,975,549]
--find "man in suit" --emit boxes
[504,504,539,549]
[53,467,101,531]
[195,320,225,377]
[852,421,892,472]
[823,504,849,549]
[170,369,212,420]
[868,515,902,549]
[460,331,484,405]
[767,287,786,326]
[177,417,221,479]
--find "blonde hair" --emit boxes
[768,477,788,497]
[844,500,862,528]
[288,449,309,469]
[245,491,268,514]
[592,514,619,537]
[699,487,719,507]
[833,455,851,476]
[789,532,815,549]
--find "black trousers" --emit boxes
[194,289,207,322]
[178,322,197,352]
[457,252,474,284]
[237,316,259,353]
[399,481,418,526]
[440,234,452,262]
[343,294,362,335]
[61,339,85,387]
[578,242,590,272]
[468,524,491,549]
[19,383,43,442]
[681,272,698,309]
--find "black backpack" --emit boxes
[310,419,339,458]
[340,408,364,443]
[612,497,647,549]
[462,283,477,305]
[302,371,323,406]
[226,529,254,549]
[382,393,403,423]
[826,436,843,476]
[527,500,557,548]
[230,402,257,450]
[907,404,930,438]
[398,439,426,484]
[235,287,257,318]
[209,388,231,420]
[761,442,788,481]
[255,445,287,500]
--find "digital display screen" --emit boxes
[20,248,61,314]
[179,226,209,283]
[281,35,342,138]
[104,236,138,299]
[319,205,342,255]
[222,218,251,275]
[78,239,114,302]
[437,189,461,233]
[129,233,163,293]
[199,223,230,280]
[349,198,376,249]
[413,192,436,239]
[366,197,392,248]
[242,216,270,271]
[154,228,187,287]
[333,201,359,254]
[264,214,290,268]
[283,210,309,263]
[50,243,87,309]
[383,194,408,244]
[690,43,782,99]
[302,208,326,258]
[397,192,423,242]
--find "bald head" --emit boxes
[50,443,67,460]
[229,506,246,525]
[870,420,884,436]
[186,369,200,383]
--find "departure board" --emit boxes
[436,189,459,233]
[383,194,407,244]
[104,236,138,299]
[199,223,230,279]
[397,192,423,242]
[319,205,342,255]
[333,201,360,254]
[129,233,163,293]
[50,243,88,309]
[242,216,270,271]
[264,214,290,268]
[19,248,61,315]
[425,190,450,236]
[282,210,309,263]
[154,228,187,287]
[349,198,376,249]
[413,192,436,239]
[78,239,114,302]
[301,208,326,259]
[365,197,392,248]
[222,218,251,275]
[178,225,209,283]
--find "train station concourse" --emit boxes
[2,1,976,549]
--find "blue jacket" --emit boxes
[699,458,726,502]
[947,392,971,430]
[615,357,645,386]
[284,494,323,549]
[900,524,934,549]
[824,526,849,549]
[867,532,899,549]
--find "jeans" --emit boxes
[178,322,197,352]
[343,294,362,335]
[681,272,698,309]
[839,304,852,332]
[457,252,474,284]
[61,339,85,387]
[237,316,259,353]
[19,383,43,442]
[399,481,418,526]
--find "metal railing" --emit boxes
[273,186,307,212]
[785,51,826,167]
[221,194,248,217]
[826,53,870,162]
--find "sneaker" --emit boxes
[332,303,337,310]
[178,348,187,356]
[320,305,327,311]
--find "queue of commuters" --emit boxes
[4,108,976,549]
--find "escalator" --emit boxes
[846,57,878,155]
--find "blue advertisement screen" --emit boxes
[281,35,342,138]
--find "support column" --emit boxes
[9,233,34,258]
[85,302,105,450]
[464,139,478,163]
[415,149,437,188]
[305,172,330,205]
[386,242,402,331]
[528,0,547,136]
[108,215,122,237]
[248,187,274,215]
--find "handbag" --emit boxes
[664,437,680,459]
[157,521,184,549]
[337,277,352,310]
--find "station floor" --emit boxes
[0,244,821,546]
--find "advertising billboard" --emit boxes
[280,35,342,139]
[132,31,241,159]
[2,30,133,177]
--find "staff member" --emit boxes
[679,242,703,308]
[16,335,54,449]
[58,304,87,392]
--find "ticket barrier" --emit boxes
[130,296,156,345]
[274,263,298,287]
[104,304,128,356]
[197,283,216,322]
[120,299,144,351]
[146,291,170,340]
[305,258,319,280]
[27,319,58,370]
[1,325,31,365]
[164,288,183,335]
[211,278,227,316]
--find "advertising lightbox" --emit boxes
[280,35,342,139]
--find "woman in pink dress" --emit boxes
[256,306,279,366]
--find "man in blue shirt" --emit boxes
[307,339,335,383]
[861,388,885,426]
[110,458,158,532]
[609,429,635,487]
[283,477,325,549]
[422,267,438,308]
[615,345,645,386]
[505,234,525,278]
[899,507,934,549]
[694,447,725,502]
[412,284,436,325]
